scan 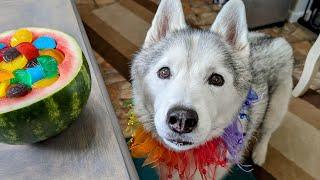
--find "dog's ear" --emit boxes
[211,0,249,56]
[143,0,187,48]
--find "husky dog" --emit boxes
[131,0,293,178]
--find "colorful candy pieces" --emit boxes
[37,56,58,78]
[10,29,33,47]
[1,29,64,98]
[26,65,45,83]
[16,42,39,60]
[6,84,31,98]
[33,36,56,49]
[0,81,10,98]
[0,55,28,72]
[0,70,13,82]
[0,43,7,50]
[39,49,64,64]
[33,77,58,88]
[3,47,21,62]
[0,47,9,61]
[26,59,38,68]
[10,69,32,87]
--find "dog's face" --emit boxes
[131,0,251,151]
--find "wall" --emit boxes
[289,0,312,22]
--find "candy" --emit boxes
[3,47,21,62]
[0,29,63,98]
[6,84,31,98]
[0,55,28,72]
[0,70,14,82]
[10,29,33,47]
[0,43,7,50]
[37,56,58,78]
[26,65,45,83]
[16,42,39,60]
[10,69,32,87]
[0,47,9,61]
[32,77,58,88]
[33,36,56,49]
[0,81,9,98]
[26,58,38,68]
[39,49,64,64]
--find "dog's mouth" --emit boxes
[165,138,194,146]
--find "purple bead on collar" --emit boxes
[222,88,259,163]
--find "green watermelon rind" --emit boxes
[0,28,91,144]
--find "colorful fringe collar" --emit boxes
[127,89,258,179]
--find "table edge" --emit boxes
[70,1,138,179]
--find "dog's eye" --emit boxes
[208,73,224,86]
[158,67,171,79]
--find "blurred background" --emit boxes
[76,0,319,179]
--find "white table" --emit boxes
[292,35,320,97]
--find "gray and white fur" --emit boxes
[131,0,293,178]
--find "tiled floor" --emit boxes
[77,0,320,179]
[94,51,132,136]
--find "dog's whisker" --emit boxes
[140,121,154,125]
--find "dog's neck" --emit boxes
[222,88,258,163]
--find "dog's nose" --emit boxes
[167,106,198,134]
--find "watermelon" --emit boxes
[0,28,91,144]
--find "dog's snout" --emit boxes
[167,106,198,134]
